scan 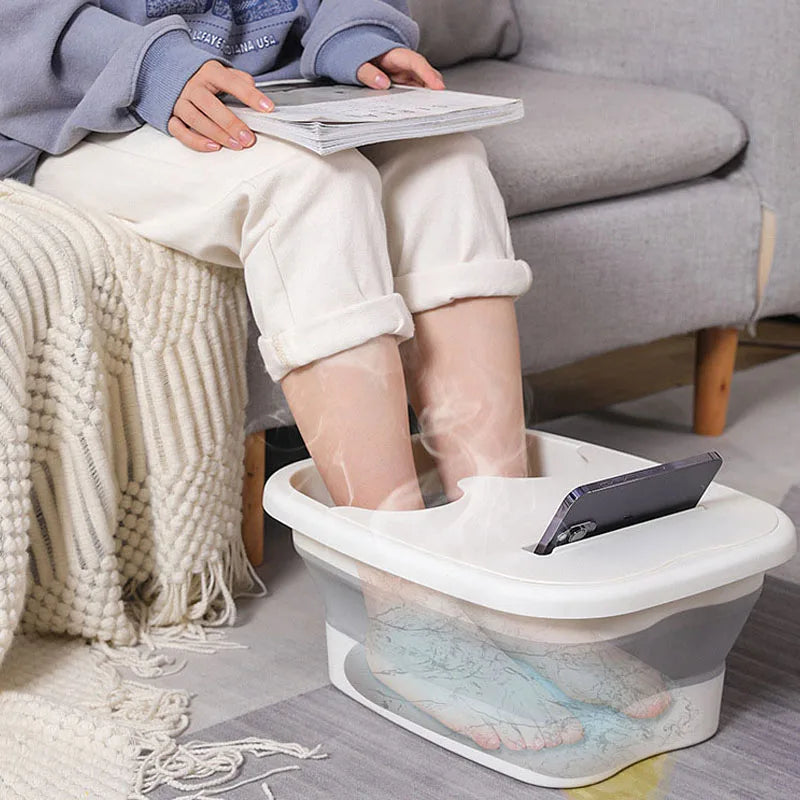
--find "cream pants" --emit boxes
[33,127,532,382]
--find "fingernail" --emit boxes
[239,129,255,146]
[259,99,274,112]
[228,137,243,150]
[206,141,221,151]
[375,74,389,88]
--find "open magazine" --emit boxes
[226,80,523,155]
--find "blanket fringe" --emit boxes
[80,516,315,800]
[84,646,328,800]
[91,639,190,679]
[129,737,327,800]
[143,534,267,628]
[84,642,192,735]
[88,566,326,800]
[127,533,268,657]
[85,529,322,800]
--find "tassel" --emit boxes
[138,622,249,655]
[129,736,327,799]
[135,535,268,633]
[169,765,300,800]
[91,639,188,679]
[87,634,329,800]
[81,649,191,738]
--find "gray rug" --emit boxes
[170,576,800,800]
[773,484,800,584]
[782,484,800,528]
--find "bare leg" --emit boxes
[280,334,424,511]
[280,320,583,751]
[280,295,527,508]
[400,295,529,500]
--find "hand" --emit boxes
[356,48,445,90]
[168,61,274,152]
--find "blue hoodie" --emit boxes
[0,1,419,183]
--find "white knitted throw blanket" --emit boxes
[0,183,324,798]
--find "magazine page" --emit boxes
[229,81,519,125]
[222,79,524,155]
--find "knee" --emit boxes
[377,135,495,212]
[294,147,383,213]
[433,134,491,184]
[435,133,489,162]
[394,133,489,174]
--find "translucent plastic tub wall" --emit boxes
[263,431,796,787]
[297,539,760,785]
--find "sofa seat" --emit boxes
[442,60,748,218]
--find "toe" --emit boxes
[468,724,502,750]
[559,716,584,745]
[496,723,527,751]
[541,725,562,748]
[515,723,545,751]
[427,704,502,750]
[624,691,672,719]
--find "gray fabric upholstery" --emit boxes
[245,169,761,432]
[511,170,761,375]
[442,60,747,218]
[511,0,800,316]
[409,0,521,67]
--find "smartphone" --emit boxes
[525,451,723,556]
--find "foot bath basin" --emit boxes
[263,430,796,787]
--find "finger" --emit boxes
[208,67,275,112]
[173,97,241,150]
[379,50,445,90]
[356,61,391,89]
[188,86,257,148]
[387,71,425,88]
[167,116,221,152]
[407,53,446,89]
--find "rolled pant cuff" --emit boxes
[393,259,534,314]
[259,292,415,382]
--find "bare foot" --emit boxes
[493,637,672,719]
[364,600,584,751]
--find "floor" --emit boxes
[131,317,800,799]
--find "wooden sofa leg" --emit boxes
[242,431,266,567]
[694,327,739,436]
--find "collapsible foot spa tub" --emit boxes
[263,430,796,787]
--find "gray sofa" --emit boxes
[245,0,799,435]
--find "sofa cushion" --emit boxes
[510,173,760,375]
[408,0,521,68]
[442,60,748,218]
